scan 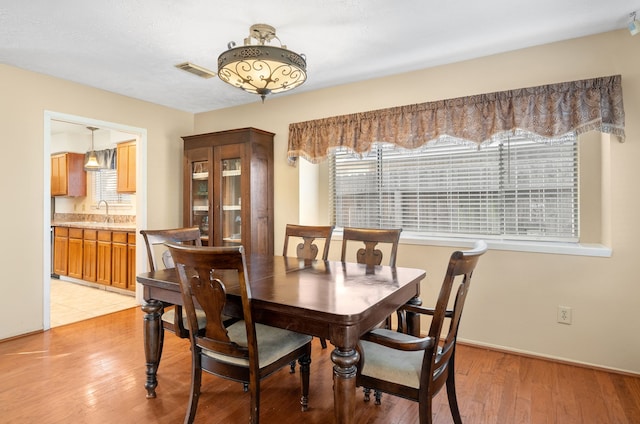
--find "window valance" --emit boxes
[287,75,625,164]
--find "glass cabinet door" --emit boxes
[221,158,242,246]
[191,160,210,242]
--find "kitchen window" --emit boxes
[329,134,578,242]
[92,169,132,206]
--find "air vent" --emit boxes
[175,62,217,79]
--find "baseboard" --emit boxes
[457,338,640,378]
[0,329,44,344]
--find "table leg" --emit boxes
[141,300,164,399]
[331,347,359,424]
[405,295,422,337]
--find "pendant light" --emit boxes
[85,126,100,170]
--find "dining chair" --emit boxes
[282,224,334,262]
[341,227,402,329]
[355,240,487,424]
[283,224,334,350]
[140,228,208,340]
[340,227,402,268]
[167,243,313,424]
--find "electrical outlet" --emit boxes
[557,306,572,325]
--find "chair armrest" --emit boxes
[400,304,454,318]
[361,330,435,351]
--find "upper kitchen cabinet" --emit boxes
[51,152,86,197]
[117,140,136,193]
[182,128,274,256]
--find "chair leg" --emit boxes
[185,353,203,424]
[250,379,260,424]
[418,395,433,424]
[298,351,311,411]
[320,337,327,349]
[446,358,463,424]
[374,390,382,405]
[289,360,296,373]
[363,387,371,402]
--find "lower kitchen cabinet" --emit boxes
[53,227,69,276]
[53,226,135,291]
[127,233,136,290]
[97,231,112,285]
[83,230,97,282]
[68,228,84,279]
[111,231,128,289]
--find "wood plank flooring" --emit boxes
[1,307,639,423]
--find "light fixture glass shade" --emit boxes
[85,151,100,169]
[218,24,306,101]
[84,126,101,170]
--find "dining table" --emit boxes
[137,254,426,424]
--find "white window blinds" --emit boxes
[330,136,578,242]
[92,169,132,206]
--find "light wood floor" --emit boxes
[1,307,639,423]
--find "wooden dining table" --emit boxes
[137,254,426,424]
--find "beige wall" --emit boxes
[1,28,638,374]
[194,29,640,374]
[0,64,193,339]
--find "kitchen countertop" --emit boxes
[52,221,137,232]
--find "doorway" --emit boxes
[44,111,148,329]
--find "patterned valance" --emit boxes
[287,75,625,164]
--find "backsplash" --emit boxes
[54,213,136,224]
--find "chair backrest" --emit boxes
[340,227,402,267]
[282,224,334,260]
[167,244,255,362]
[424,240,487,393]
[140,227,202,271]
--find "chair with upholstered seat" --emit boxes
[167,243,313,424]
[341,227,402,329]
[283,224,334,349]
[283,224,334,262]
[356,240,487,424]
[340,227,402,268]
[140,228,208,340]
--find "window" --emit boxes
[329,135,578,242]
[91,169,132,206]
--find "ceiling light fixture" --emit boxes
[84,126,100,170]
[217,24,307,102]
[629,12,640,35]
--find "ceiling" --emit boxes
[1,1,638,114]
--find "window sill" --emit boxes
[332,230,612,257]
[402,234,611,257]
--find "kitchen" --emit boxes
[50,120,139,326]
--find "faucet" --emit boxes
[97,200,111,223]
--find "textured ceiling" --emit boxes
[1,1,638,113]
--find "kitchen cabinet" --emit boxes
[83,230,97,282]
[117,140,136,193]
[51,152,86,197]
[53,227,69,276]
[127,233,136,290]
[111,231,129,289]
[67,228,84,279]
[182,128,274,256]
[97,231,112,285]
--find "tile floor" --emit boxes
[50,278,139,327]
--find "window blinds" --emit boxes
[330,137,578,242]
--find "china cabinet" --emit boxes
[182,128,274,256]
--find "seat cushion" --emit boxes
[162,307,207,330]
[202,321,312,368]
[359,328,426,389]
